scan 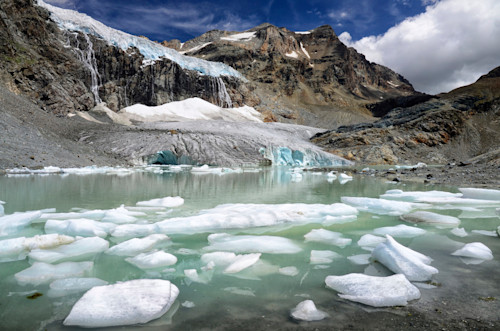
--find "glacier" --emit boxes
[37,1,244,78]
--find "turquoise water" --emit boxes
[0,167,499,330]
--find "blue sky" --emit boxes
[44,0,500,94]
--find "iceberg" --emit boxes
[347,254,371,265]
[136,196,184,208]
[290,300,328,321]
[63,279,179,328]
[341,197,430,216]
[0,211,42,237]
[106,234,170,256]
[459,188,500,201]
[48,277,108,298]
[371,235,438,281]
[205,233,301,254]
[125,250,178,269]
[451,242,493,261]
[223,253,261,274]
[373,224,426,238]
[400,211,460,227]
[357,234,386,250]
[155,203,357,234]
[0,234,76,263]
[45,218,116,238]
[451,227,468,237]
[310,250,342,264]
[101,205,145,224]
[325,273,421,307]
[15,261,94,286]
[304,229,352,248]
[28,237,109,263]
[37,1,243,78]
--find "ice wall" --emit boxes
[260,146,351,167]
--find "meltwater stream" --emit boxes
[0,166,499,330]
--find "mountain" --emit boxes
[1,0,418,129]
[168,23,418,127]
[311,66,500,166]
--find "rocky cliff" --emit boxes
[311,66,500,166]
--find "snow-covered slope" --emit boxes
[121,98,262,123]
[36,1,243,78]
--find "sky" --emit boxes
[44,0,500,94]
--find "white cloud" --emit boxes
[340,0,500,94]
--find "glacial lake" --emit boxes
[1,166,499,330]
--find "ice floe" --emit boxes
[290,300,328,321]
[223,253,261,274]
[204,233,302,254]
[45,218,116,238]
[347,254,371,265]
[341,197,430,216]
[451,242,493,261]
[0,234,75,263]
[459,188,500,200]
[310,250,341,264]
[357,234,387,250]
[279,266,299,276]
[325,273,421,307]
[0,211,42,237]
[28,237,109,263]
[373,224,426,238]
[372,235,438,281]
[48,277,108,297]
[136,196,184,208]
[106,234,170,256]
[15,261,94,286]
[125,250,177,269]
[380,189,462,202]
[400,211,460,227]
[152,203,357,234]
[304,229,352,248]
[63,279,179,328]
[451,227,468,237]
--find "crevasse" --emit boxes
[37,0,244,79]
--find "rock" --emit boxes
[63,279,179,327]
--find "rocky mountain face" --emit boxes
[1,0,419,129]
[311,66,500,166]
[0,0,252,115]
[173,23,417,127]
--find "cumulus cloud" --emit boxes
[340,0,500,94]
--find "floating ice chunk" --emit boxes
[372,235,438,281]
[326,171,337,179]
[290,300,328,321]
[0,200,4,216]
[101,206,142,224]
[40,210,106,220]
[341,197,429,216]
[15,261,93,286]
[29,237,109,263]
[357,234,386,250]
[184,269,212,284]
[380,189,462,202]
[373,224,426,238]
[338,173,352,181]
[223,253,261,274]
[45,218,116,238]
[451,227,468,237]
[347,254,371,265]
[0,211,42,236]
[201,252,237,267]
[125,250,177,269]
[205,233,301,254]
[310,250,341,264]
[279,266,299,276]
[400,211,460,227]
[395,162,427,169]
[136,196,184,208]
[63,279,179,328]
[304,229,352,248]
[181,301,195,308]
[110,223,156,238]
[0,234,76,263]
[451,242,493,260]
[106,234,170,256]
[471,230,497,237]
[48,277,108,297]
[156,203,357,234]
[459,188,500,200]
[325,273,420,307]
[223,287,255,296]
